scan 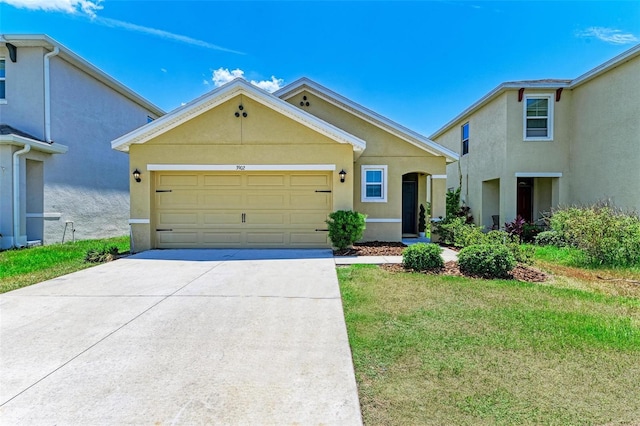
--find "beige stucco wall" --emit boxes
[129,95,354,251]
[284,91,448,241]
[569,57,640,212]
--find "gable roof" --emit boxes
[430,43,640,140]
[275,78,459,163]
[112,78,367,153]
[0,34,164,117]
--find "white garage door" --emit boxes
[154,172,332,248]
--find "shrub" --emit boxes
[326,210,367,250]
[85,245,119,263]
[535,230,567,247]
[547,202,640,266]
[403,243,444,271]
[418,204,427,233]
[458,244,516,279]
[436,217,485,248]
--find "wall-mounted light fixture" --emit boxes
[339,169,347,183]
[132,169,141,182]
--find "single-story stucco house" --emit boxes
[112,78,458,251]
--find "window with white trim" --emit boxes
[361,165,388,202]
[0,59,5,100]
[461,122,469,155]
[524,94,553,140]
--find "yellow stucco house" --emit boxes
[430,43,640,229]
[112,78,457,251]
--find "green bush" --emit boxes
[85,245,119,263]
[403,243,444,271]
[534,230,568,247]
[437,217,485,248]
[547,203,640,266]
[326,210,367,250]
[458,244,516,279]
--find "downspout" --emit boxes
[13,144,31,248]
[44,47,60,143]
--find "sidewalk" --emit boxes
[334,246,458,265]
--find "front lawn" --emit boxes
[0,236,129,294]
[339,265,640,425]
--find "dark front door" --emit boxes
[517,178,534,222]
[402,179,418,234]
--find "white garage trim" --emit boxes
[515,172,563,178]
[365,218,402,223]
[147,164,337,172]
[129,219,150,224]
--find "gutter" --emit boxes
[44,47,60,143]
[12,144,31,248]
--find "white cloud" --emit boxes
[251,76,284,93]
[160,68,167,73]
[1,0,102,17]
[96,17,244,54]
[576,27,639,45]
[211,68,283,93]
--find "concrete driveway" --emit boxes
[0,249,362,425]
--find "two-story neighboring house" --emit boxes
[0,34,164,249]
[430,43,640,230]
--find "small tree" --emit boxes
[326,210,367,250]
[418,204,427,233]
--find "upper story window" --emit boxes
[361,165,388,202]
[461,122,469,155]
[147,116,155,123]
[524,94,554,140]
[0,59,6,100]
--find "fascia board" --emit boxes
[112,79,366,153]
[0,135,68,154]
[277,78,458,162]
[2,34,165,117]
[570,43,640,88]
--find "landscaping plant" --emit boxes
[402,243,443,271]
[458,244,516,278]
[326,210,367,250]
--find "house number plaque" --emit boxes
[236,165,246,170]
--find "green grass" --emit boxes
[339,264,640,425]
[0,236,129,293]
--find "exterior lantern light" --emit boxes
[132,169,141,183]
[339,169,347,183]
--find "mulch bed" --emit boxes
[336,241,549,283]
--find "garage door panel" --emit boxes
[203,175,242,186]
[290,232,329,245]
[246,194,285,207]
[158,174,199,187]
[246,232,286,244]
[202,232,242,244]
[157,212,199,226]
[290,174,330,186]
[247,175,285,186]
[202,193,243,208]
[290,194,331,209]
[290,212,328,225]
[247,212,286,225]
[156,192,200,208]
[156,231,198,245]
[203,213,241,225]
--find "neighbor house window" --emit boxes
[461,122,469,155]
[524,94,553,140]
[0,59,5,100]
[147,116,155,123]
[361,165,388,202]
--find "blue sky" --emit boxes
[1,1,638,136]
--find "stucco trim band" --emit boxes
[146,164,337,172]
[365,218,402,223]
[514,172,563,178]
[26,212,62,219]
[129,219,151,224]
[431,174,447,179]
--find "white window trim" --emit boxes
[361,165,388,203]
[0,57,6,103]
[523,93,554,141]
[461,122,469,155]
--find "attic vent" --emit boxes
[299,95,310,107]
